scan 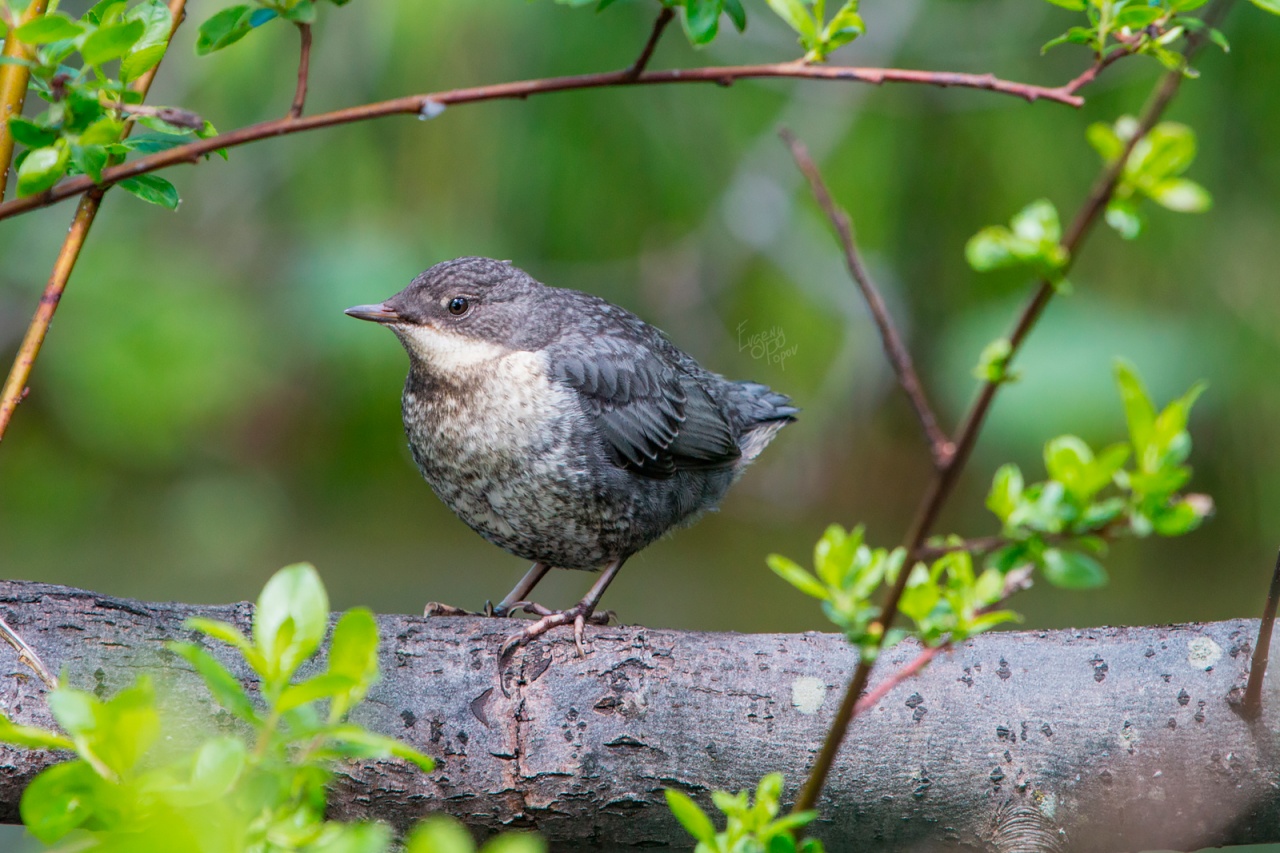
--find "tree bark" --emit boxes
[0,579,1275,851]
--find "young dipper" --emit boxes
[347,257,797,654]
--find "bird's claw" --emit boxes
[498,603,615,660]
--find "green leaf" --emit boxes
[46,689,96,738]
[973,337,1015,383]
[821,1,864,54]
[325,724,435,772]
[1010,198,1061,244]
[309,822,394,853]
[276,672,360,713]
[1104,199,1143,239]
[185,616,262,668]
[1041,549,1108,589]
[12,13,85,44]
[766,0,817,42]
[1248,0,1280,12]
[166,641,259,722]
[20,760,101,843]
[326,607,380,717]
[1148,177,1211,212]
[768,554,830,600]
[405,816,476,853]
[16,142,69,196]
[1087,121,1124,163]
[665,789,716,842]
[121,43,166,82]
[7,116,57,148]
[70,143,107,183]
[1042,0,1085,8]
[188,735,246,799]
[479,834,547,853]
[127,0,174,48]
[118,173,180,210]
[1151,499,1203,535]
[78,115,124,146]
[254,562,330,685]
[723,0,746,31]
[1114,360,1156,452]
[194,4,254,54]
[987,464,1024,522]
[0,715,73,751]
[85,0,127,25]
[80,19,144,67]
[683,0,722,45]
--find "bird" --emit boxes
[346,257,797,655]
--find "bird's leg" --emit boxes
[487,562,552,617]
[500,557,626,658]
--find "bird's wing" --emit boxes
[555,343,741,479]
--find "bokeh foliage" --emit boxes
[0,0,1278,638]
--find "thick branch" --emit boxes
[0,580,1274,851]
[781,128,954,468]
[0,0,50,198]
[290,22,312,119]
[0,63,1088,223]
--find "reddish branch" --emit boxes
[0,64,1086,224]
[1243,550,1280,718]
[624,6,674,82]
[790,3,1231,816]
[290,22,312,119]
[781,128,954,468]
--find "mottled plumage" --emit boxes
[347,257,796,646]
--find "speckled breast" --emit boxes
[400,351,650,570]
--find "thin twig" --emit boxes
[791,3,1230,816]
[0,615,57,689]
[0,0,187,442]
[781,128,954,468]
[624,6,674,82]
[290,22,312,119]
[1060,44,1136,95]
[0,62,1092,224]
[0,0,50,198]
[1242,549,1280,719]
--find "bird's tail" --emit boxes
[730,381,798,462]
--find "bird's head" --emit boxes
[346,257,552,372]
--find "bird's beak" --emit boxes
[345,302,402,323]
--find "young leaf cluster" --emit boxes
[768,525,1016,662]
[196,0,348,55]
[665,774,824,853]
[405,816,544,853]
[1039,0,1230,68]
[764,0,864,61]
[965,199,1070,284]
[0,564,449,852]
[0,0,210,204]
[1089,118,1211,239]
[985,362,1209,590]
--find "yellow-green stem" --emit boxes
[0,0,49,199]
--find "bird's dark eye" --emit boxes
[447,296,470,316]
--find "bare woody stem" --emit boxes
[792,3,1230,817]
[780,128,954,468]
[0,0,188,444]
[624,6,674,81]
[0,0,50,198]
[0,63,1090,224]
[1242,549,1280,718]
[290,22,312,119]
[0,615,56,689]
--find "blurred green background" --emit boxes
[1,0,1278,640]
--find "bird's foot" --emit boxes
[499,602,615,659]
